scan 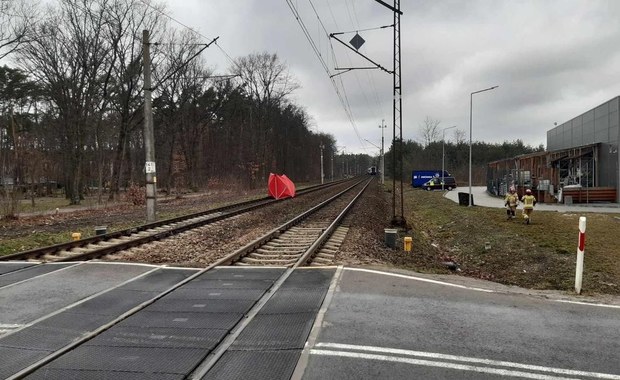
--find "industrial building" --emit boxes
[487,96,619,204]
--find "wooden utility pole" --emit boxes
[143,30,156,222]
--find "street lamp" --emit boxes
[469,85,498,206]
[441,125,457,191]
[379,119,387,184]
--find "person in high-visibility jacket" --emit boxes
[521,189,537,224]
[504,187,519,220]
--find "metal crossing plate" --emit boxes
[202,268,336,377]
[41,345,208,374]
[279,268,336,289]
[201,267,286,280]
[0,264,74,288]
[35,311,114,335]
[0,268,202,378]
[0,324,92,351]
[115,310,244,330]
[85,326,226,350]
[204,350,300,380]
[120,269,198,292]
[230,312,316,350]
[8,267,324,379]
[26,368,183,380]
[170,287,266,300]
[0,262,36,275]
[145,297,256,314]
[68,289,160,316]
[183,278,274,291]
[259,288,329,314]
[0,346,51,380]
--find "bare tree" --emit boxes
[233,52,300,178]
[153,29,214,192]
[420,116,440,147]
[19,0,115,204]
[234,52,299,106]
[104,0,166,200]
[453,128,466,145]
[0,0,36,60]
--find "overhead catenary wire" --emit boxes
[329,23,394,35]
[323,0,389,148]
[339,0,391,132]
[144,0,378,156]
[137,0,214,41]
[286,0,364,145]
[137,0,239,71]
[296,0,380,150]
[337,0,391,124]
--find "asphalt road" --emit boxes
[297,268,620,380]
[2,262,619,379]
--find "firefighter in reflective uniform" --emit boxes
[504,187,519,220]
[521,189,537,224]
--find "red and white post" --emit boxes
[574,216,586,294]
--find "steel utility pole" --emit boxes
[379,119,387,184]
[392,0,405,226]
[320,144,325,184]
[331,150,334,181]
[143,30,156,223]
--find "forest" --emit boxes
[0,0,541,216]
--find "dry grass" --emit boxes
[403,186,620,295]
[3,181,618,296]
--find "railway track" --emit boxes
[4,177,372,379]
[211,177,370,267]
[0,178,356,263]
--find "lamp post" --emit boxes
[469,85,498,206]
[379,119,387,184]
[442,125,457,191]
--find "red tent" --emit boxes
[268,173,296,199]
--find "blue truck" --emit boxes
[411,170,451,187]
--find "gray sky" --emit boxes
[165,0,620,154]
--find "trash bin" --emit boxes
[95,226,107,236]
[384,228,398,249]
[457,192,474,206]
[404,236,412,252]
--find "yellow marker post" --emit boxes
[404,236,412,252]
[71,232,82,241]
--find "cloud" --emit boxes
[167,0,620,152]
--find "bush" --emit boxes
[125,184,146,205]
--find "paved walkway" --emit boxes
[444,186,620,213]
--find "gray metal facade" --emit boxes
[547,96,620,189]
[547,96,620,150]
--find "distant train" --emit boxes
[367,166,377,175]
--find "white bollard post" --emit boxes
[574,216,586,294]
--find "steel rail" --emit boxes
[0,178,355,262]
[6,177,371,379]
[189,178,372,378]
[208,178,368,266]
